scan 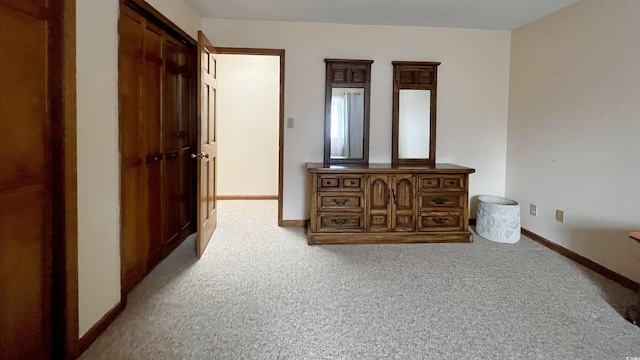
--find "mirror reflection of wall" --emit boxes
[330,88,364,159]
[398,89,431,159]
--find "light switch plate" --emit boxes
[287,117,294,128]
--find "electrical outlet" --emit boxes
[287,117,295,129]
[530,203,538,217]
[556,210,565,223]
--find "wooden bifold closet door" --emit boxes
[1,0,76,357]
[0,1,58,358]
[119,3,196,294]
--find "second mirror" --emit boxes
[324,59,373,165]
[392,61,440,166]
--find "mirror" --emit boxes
[398,89,431,158]
[330,88,365,159]
[392,61,440,165]
[324,59,373,165]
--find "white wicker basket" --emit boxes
[476,195,521,243]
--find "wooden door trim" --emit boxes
[215,47,286,226]
[48,0,79,358]
[121,0,195,47]
[281,220,307,227]
[215,47,284,57]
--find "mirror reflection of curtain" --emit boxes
[331,92,363,158]
[330,93,347,158]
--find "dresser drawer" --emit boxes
[316,213,364,232]
[318,193,363,211]
[418,175,465,192]
[418,211,464,232]
[418,193,464,210]
[318,174,364,192]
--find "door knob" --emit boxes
[191,152,209,159]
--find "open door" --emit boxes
[194,31,218,257]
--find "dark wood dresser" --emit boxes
[307,163,475,245]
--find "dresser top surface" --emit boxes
[307,162,475,174]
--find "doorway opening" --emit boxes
[215,48,285,225]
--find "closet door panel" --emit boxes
[121,167,147,290]
[119,7,147,292]
[0,2,53,356]
[143,23,164,267]
[179,149,194,233]
[163,38,182,247]
[119,2,197,294]
[164,157,181,246]
[179,48,195,232]
[143,24,163,157]
[164,39,181,152]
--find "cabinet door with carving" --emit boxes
[392,174,416,232]
[366,174,391,232]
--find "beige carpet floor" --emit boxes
[80,200,640,359]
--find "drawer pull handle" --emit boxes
[350,180,356,185]
[433,198,447,205]
[448,181,456,185]
[332,218,348,225]
[426,181,433,185]
[333,199,348,205]
[433,217,449,224]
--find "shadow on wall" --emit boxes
[567,225,640,317]
[469,195,483,220]
[564,225,640,281]
[540,224,640,319]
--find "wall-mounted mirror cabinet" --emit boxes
[392,61,440,165]
[324,59,373,165]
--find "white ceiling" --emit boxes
[187,0,581,30]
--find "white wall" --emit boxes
[202,20,512,220]
[506,0,640,282]
[76,0,121,337]
[217,54,280,196]
[145,0,202,39]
